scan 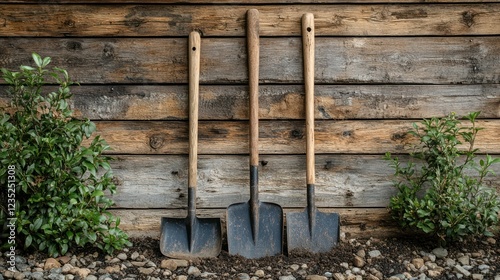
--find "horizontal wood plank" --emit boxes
[2,0,498,4]
[1,37,500,84]
[111,208,400,240]
[3,84,499,120]
[85,120,500,154]
[1,4,500,37]
[108,155,500,209]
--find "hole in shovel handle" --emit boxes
[192,47,196,51]
[307,27,312,32]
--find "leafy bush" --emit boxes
[0,53,130,256]
[385,112,500,245]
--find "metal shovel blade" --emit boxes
[227,200,283,258]
[226,9,283,259]
[286,203,340,254]
[286,13,340,255]
[159,31,222,259]
[160,216,222,258]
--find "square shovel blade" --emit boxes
[286,209,339,254]
[227,201,283,259]
[160,217,222,259]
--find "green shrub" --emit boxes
[385,112,500,245]
[0,53,130,256]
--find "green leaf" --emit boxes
[39,241,46,251]
[61,243,69,255]
[25,235,33,248]
[83,161,97,177]
[88,232,97,242]
[33,218,43,231]
[32,53,43,68]
[42,56,52,68]
[92,190,105,198]
[20,65,36,71]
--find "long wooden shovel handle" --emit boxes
[189,31,201,190]
[247,9,260,167]
[303,13,315,185]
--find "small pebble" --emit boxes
[353,255,365,268]
[116,253,127,261]
[432,248,448,259]
[187,266,201,277]
[254,270,265,277]
[333,273,345,280]
[279,276,296,280]
[237,273,251,280]
[368,250,381,258]
[172,259,189,267]
[454,264,471,277]
[138,267,155,275]
[486,237,496,244]
[160,259,177,270]
[306,275,327,280]
[356,249,366,258]
[290,264,300,271]
[472,274,484,280]
[457,255,470,266]
[130,252,140,260]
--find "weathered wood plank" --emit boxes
[1,37,499,84]
[108,155,500,209]
[86,120,500,154]
[3,84,499,120]
[1,4,500,37]
[110,208,400,240]
[3,0,498,4]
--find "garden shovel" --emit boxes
[226,9,283,259]
[286,13,340,254]
[160,31,222,259]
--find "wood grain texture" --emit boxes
[110,208,400,240]
[1,4,500,36]
[1,37,500,84]
[3,0,498,4]
[3,85,498,121]
[85,120,500,154]
[2,0,499,238]
[108,155,500,209]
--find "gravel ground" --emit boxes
[1,234,499,280]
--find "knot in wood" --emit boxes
[391,132,407,141]
[342,130,353,137]
[102,44,115,60]
[149,134,165,150]
[290,129,304,139]
[64,19,76,27]
[461,11,476,28]
[324,160,334,170]
[65,41,82,51]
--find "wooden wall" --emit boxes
[1,0,500,240]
